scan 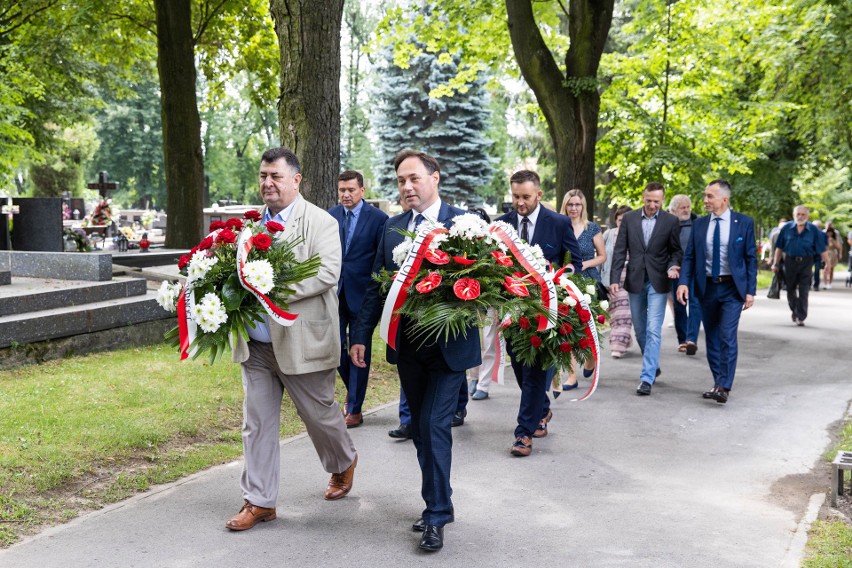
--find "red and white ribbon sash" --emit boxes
[236,228,298,327]
[177,285,197,361]
[488,224,557,331]
[561,278,601,402]
[380,226,448,350]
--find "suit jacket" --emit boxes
[328,202,389,312]
[679,211,757,301]
[350,201,481,372]
[610,209,682,294]
[496,206,583,272]
[232,196,341,374]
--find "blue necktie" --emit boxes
[414,213,424,228]
[521,216,530,242]
[342,210,352,254]
[712,217,721,279]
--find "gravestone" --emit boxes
[0,249,9,285]
[10,197,63,252]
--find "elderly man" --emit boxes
[772,206,829,326]
[225,147,358,531]
[668,194,702,355]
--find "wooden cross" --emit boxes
[87,171,120,199]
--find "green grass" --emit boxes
[757,269,774,290]
[0,333,401,547]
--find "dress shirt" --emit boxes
[406,200,443,232]
[342,199,364,253]
[517,203,543,242]
[704,208,732,276]
[246,199,298,343]
[775,221,827,258]
[641,209,659,247]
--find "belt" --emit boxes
[707,275,733,283]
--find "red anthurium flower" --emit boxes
[197,236,214,250]
[530,336,542,348]
[209,220,226,231]
[559,322,573,335]
[597,314,606,324]
[491,251,513,267]
[453,278,481,300]
[253,233,272,252]
[558,303,570,317]
[518,317,530,330]
[244,210,262,221]
[452,254,477,266]
[226,218,244,231]
[415,272,442,293]
[266,221,284,233]
[177,254,190,270]
[216,228,237,244]
[424,249,450,265]
[503,275,530,297]
[559,342,572,353]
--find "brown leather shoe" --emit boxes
[324,454,357,500]
[532,409,553,438]
[510,436,533,457]
[345,412,363,428]
[225,500,276,531]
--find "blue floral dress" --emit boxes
[574,222,602,282]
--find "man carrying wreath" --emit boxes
[224,147,358,531]
[350,149,481,552]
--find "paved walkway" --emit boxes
[2,276,851,568]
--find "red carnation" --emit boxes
[424,249,450,265]
[559,342,572,353]
[453,278,481,301]
[503,275,530,297]
[216,229,237,244]
[178,254,190,270]
[491,251,513,267]
[578,337,592,350]
[415,272,442,293]
[253,233,272,252]
[197,236,214,251]
[559,322,573,335]
[597,314,606,324]
[452,255,477,266]
[530,336,542,348]
[244,210,262,221]
[558,303,570,317]
[209,220,226,231]
[519,317,530,330]
[226,218,244,231]
[577,308,591,323]
[266,221,284,233]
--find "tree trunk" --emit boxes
[155,0,205,248]
[505,0,613,214]
[270,0,344,209]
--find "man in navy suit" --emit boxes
[328,170,388,428]
[677,180,757,404]
[496,170,582,457]
[350,150,481,552]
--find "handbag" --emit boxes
[767,271,781,299]
[596,280,609,301]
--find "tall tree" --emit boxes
[269,0,345,209]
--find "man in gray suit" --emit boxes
[225,147,358,531]
[610,182,682,396]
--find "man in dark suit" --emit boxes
[496,170,582,457]
[328,170,388,428]
[350,150,481,552]
[677,180,757,404]
[610,182,682,396]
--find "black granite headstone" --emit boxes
[11,197,63,252]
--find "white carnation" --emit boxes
[429,233,448,250]
[586,284,597,295]
[195,292,228,333]
[156,281,182,313]
[583,293,592,305]
[242,259,275,294]
[392,237,414,266]
[599,300,609,310]
[449,213,488,240]
[563,296,578,307]
[187,251,218,284]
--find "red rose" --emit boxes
[216,229,237,244]
[578,337,592,350]
[197,236,214,250]
[453,278,481,301]
[415,272,442,293]
[253,233,272,251]
[491,251,513,267]
[452,255,477,266]
[559,342,572,353]
[503,275,530,297]
[577,308,591,323]
[530,336,542,348]
[266,221,284,233]
[244,210,262,221]
[559,322,573,335]
[597,314,606,324]
[209,220,226,231]
[519,317,530,330]
[558,303,570,317]
[226,218,244,231]
[177,254,190,270]
[424,249,450,265]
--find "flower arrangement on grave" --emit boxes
[62,227,92,252]
[88,200,112,226]
[157,211,322,363]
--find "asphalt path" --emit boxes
[3,278,851,568]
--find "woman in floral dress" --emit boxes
[600,206,633,358]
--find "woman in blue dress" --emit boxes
[559,189,606,390]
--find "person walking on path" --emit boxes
[822,221,842,289]
[668,194,702,356]
[226,147,358,532]
[600,206,634,359]
[610,182,682,396]
[676,180,756,404]
[771,205,828,326]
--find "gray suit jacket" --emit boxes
[610,208,682,294]
[232,195,342,374]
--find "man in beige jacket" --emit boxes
[225,147,357,531]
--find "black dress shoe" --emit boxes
[451,409,466,427]
[655,367,662,378]
[636,381,652,395]
[702,386,718,399]
[711,388,729,404]
[412,509,454,532]
[418,525,444,552]
[388,423,412,439]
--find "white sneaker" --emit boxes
[825,284,832,289]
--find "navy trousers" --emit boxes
[699,279,744,391]
[506,343,552,439]
[338,290,371,414]
[398,375,468,426]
